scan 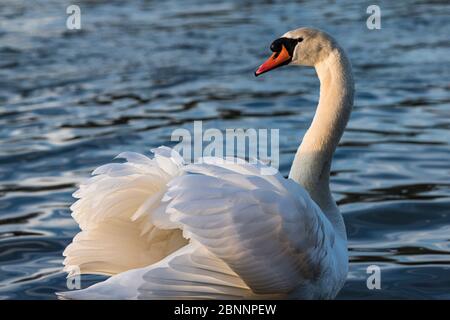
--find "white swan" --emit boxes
[59,27,354,300]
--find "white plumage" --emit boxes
[59,27,354,299]
[61,147,346,299]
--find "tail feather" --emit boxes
[58,243,256,300]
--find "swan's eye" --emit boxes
[297,38,303,43]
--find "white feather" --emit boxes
[61,148,347,299]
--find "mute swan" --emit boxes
[59,27,354,300]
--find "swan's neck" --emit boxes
[289,47,353,236]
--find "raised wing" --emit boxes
[162,158,347,298]
[62,150,347,299]
[63,147,188,276]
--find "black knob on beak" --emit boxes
[269,37,299,56]
[270,39,283,53]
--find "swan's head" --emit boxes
[255,27,336,76]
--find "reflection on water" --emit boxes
[0,0,449,299]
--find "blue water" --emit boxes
[0,0,449,299]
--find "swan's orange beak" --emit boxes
[255,45,292,77]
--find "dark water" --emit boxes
[0,0,449,299]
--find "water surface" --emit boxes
[0,0,449,299]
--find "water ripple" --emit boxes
[0,0,449,299]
